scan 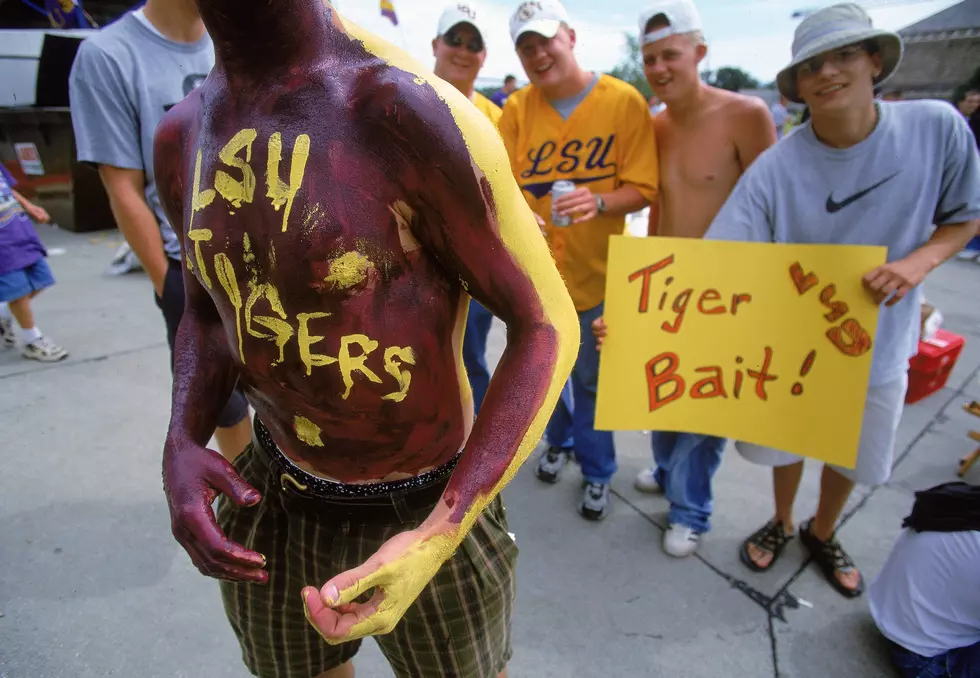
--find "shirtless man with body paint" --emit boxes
[154,1,578,676]
[594,0,775,558]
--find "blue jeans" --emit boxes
[650,432,726,533]
[964,235,980,253]
[545,303,616,484]
[462,299,494,415]
[889,639,980,678]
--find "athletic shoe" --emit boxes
[23,337,68,362]
[634,468,664,494]
[0,317,15,348]
[663,524,700,558]
[535,446,571,484]
[580,482,610,521]
[955,249,980,261]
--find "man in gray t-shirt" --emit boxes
[705,4,980,599]
[69,0,250,460]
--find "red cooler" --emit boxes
[906,329,966,404]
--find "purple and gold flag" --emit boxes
[380,0,398,26]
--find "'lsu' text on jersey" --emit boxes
[499,74,659,310]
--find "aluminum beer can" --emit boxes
[550,180,575,227]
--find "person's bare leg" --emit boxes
[214,416,252,463]
[315,661,354,678]
[773,461,804,529]
[498,670,508,678]
[809,465,859,590]
[748,461,804,568]
[7,295,35,330]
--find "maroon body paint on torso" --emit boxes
[155,4,558,490]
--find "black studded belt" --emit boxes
[251,417,458,523]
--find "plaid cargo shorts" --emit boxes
[216,433,518,678]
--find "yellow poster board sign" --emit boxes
[596,236,887,468]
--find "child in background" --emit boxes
[0,164,68,362]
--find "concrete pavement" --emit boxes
[1,225,978,678]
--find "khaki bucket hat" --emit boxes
[777,3,903,104]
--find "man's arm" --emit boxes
[735,97,778,171]
[10,188,50,224]
[304,75,578,643]
[154,107,266,583]
[864,105,980,306]
[98,167,169,294]
[68,41,168,293]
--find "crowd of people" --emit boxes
[1,0,978,676]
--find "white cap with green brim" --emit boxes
[776,3,903,104]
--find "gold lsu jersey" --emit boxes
[499,74,659,311]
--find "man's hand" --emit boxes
[862,257,931,307]
[554,187,600,224]
[592,315,607,351]
[163,440,267,583]
[302,528,455,644]
[26,203,50,224]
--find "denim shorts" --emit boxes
[0,258,55,302]
[154,258,249,428]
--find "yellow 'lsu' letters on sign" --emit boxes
[267,132,311,232]
[189,149,216,289]
[338,335,383,400]
[215,128,258,208]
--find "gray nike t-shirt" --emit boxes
[706,100,980,386]
[69,14,214,261]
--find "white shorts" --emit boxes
[735,374,908,487]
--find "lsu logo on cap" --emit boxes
[517,1,543,20]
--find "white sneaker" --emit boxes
[663,524,700,558]
[634,468,663,494]
[23,336,68,362]
[0,317,14,348]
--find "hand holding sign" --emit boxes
[596,237,886,468]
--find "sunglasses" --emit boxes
[796,44,867,77]
[443,31,484,54]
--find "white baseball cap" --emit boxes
[437,2,487,41]
[638,0,703,47]
[509,0,570,46]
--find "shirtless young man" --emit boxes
[154,2,578,677]
[594,0,775,557]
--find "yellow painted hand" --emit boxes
[302,527,456,644]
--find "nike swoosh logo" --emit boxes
[826,171,901,213]
[521,173,618,200]
[936,202,968,224]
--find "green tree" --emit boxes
[608,34,652,98]
[707,66,759,92]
